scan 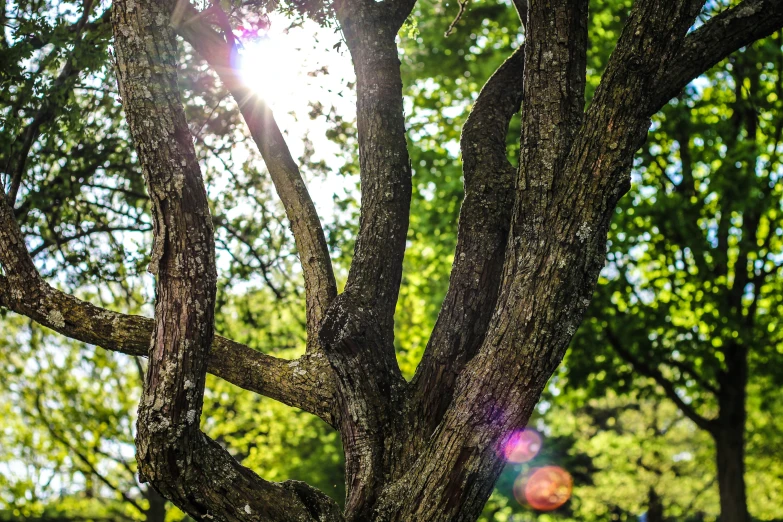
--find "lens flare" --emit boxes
[526,466,572,510]
[513,466,572,511]
[499,429,542,463]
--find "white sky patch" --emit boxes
[237,16,358,217]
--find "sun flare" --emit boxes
[238,36,303,112]
[236,19,355,117]
[233,18,357,216]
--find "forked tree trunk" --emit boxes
[104,1,783,521]
[1,1,780,522]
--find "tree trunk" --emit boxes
[715,347,750,522]
[647,486,664,522]
[715,427,749,522]
[144,486,167,522]
[1,1,781,522]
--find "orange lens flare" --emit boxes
[513,466,573,511]
[499,429,542,463]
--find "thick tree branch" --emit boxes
[174,2,337,352]
[375,3,733,520]
[318,293,406,520]
[650,0,783,114]
[112,2,342,520]
[334,0,412,346]
[605,328,718,434]
[411,46,524,440]
[584,0,704,126]
[286,1,419,517]
[0,274,334,424]
[0,205,334,424]
[376,3,593,519]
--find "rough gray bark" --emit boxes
[0,259,335,425]
[410,45,524,444]
[1,0,782,521]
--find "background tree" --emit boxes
[1,1,783,522]
[566,25,783,521]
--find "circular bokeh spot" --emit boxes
[500,429,542,463]
[514,466,573,511]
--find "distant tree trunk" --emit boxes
[715,346,749,522]
[144,486,167,522]
[715,428,748,522]
[647,486,664,522]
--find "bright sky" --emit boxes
[237,15,358,218]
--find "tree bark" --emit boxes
[173,2,337,353]
[111,2,342,520]
[715,426,749,522]
[410,45,524,446]
[314,1,417,519]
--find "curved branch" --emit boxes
[581,0,704,134]
[650,0,783,113]
[0,275,335,424]
[0,179,334,427]
[375,3,594,518]
[281,2,416,516]
[411,46,524,439]
[333,0,412,346]
[605,328,718,434]
[174,2,336,353]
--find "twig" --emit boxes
[445,0,469,37]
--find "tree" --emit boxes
[565,29,783,521]
[1,1,782,521]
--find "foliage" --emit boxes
[564,21,783,522]
[0,313,146,521]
